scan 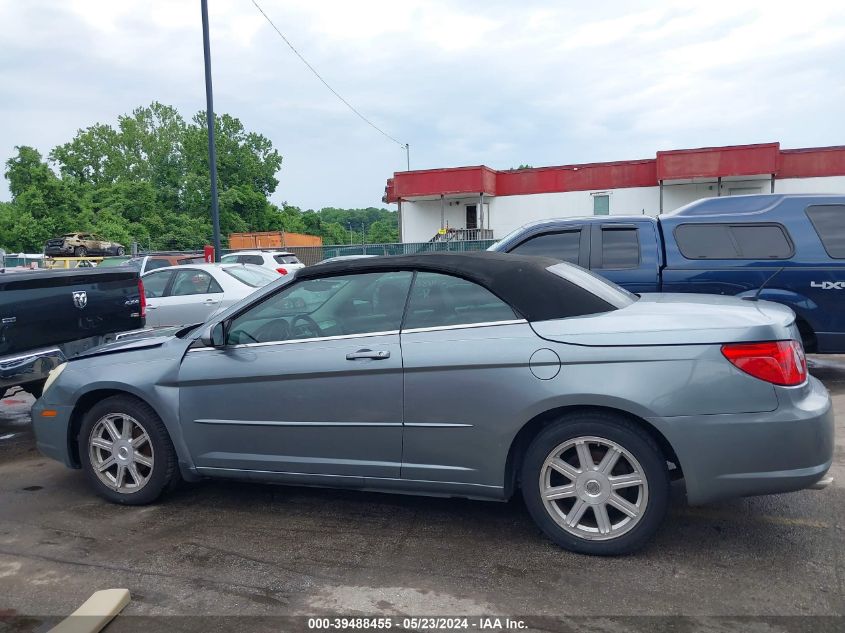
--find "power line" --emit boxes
[250,0,407,151]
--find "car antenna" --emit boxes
[748,266,785,302]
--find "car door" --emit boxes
[177,270,413,479]
[151,268,224,327]
[141,269,175,327]
[399,272,539,488]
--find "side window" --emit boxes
[170,269,223,296]
[142,270,174,298]
[674,225,736,259]
[674,223,792,260]
[241,255,265,265]
[730,225,793,259]
[226,271,413,345]
[145,258,171,271]
[403,272,517,330]
[806,205,845,258]
[509,230,581,264]
[599,227,640,269]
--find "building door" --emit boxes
[466,205,478,229]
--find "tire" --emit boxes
[74,246,87,257]
[78,395,178,505]
[520,411,669,555]
[116,246,125,256]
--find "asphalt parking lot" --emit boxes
[1,358,844,631]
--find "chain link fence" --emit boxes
[277,239,497,266]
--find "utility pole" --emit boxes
[201,0,222,261]
[405,143,410,171]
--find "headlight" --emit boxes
[43,362,67,394]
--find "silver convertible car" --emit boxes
[32,252,833,555]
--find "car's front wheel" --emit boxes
[73,246,87,257]
[521,412,669,555]
[78,395,178,505]
[115,246,125,256]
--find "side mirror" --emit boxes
[199,321,226,348]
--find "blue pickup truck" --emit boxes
[490,194,845,353]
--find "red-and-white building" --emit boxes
[383,142,845,243]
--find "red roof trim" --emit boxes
[384,143,845,203]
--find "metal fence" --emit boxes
[249,239,497,267]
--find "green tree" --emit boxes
[0,103,402,253]
[366,219,399,244]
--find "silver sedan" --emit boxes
[32,252,833,555]
[141,263,278,327]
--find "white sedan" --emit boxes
[141,263,278,327]
[220,250,305,276]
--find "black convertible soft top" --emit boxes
[301,251,618,321]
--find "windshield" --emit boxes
[223,265,279,288]
[220,254,239,263]
[546,262,637,309]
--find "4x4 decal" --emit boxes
[811,281,845,290]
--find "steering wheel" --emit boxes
[253,318,291,343]
[291,314,322,339]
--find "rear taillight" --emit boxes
[276,267,288,275]
[138,278,147,319]
[721,340,807,386]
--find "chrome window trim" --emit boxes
[188,329,400,352]
[401,318,527,335]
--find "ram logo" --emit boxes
[72,290,88,309]
[811,281,845,290]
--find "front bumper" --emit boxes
[654,375,834,505]
[0,346,66,391]
[30,400,77,467]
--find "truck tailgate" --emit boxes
[0,269,143,356]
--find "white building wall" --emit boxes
[489,187,659,238]
[398,175,845,243]
[774,176,845,193]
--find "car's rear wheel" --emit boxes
[521,412,669,555]
[74,246,87,257]
[78,395,177,505]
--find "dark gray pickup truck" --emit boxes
[0,267,145,397]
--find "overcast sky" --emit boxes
[1,0,844,210]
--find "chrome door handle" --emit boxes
[146,305,158,310]
[346,349,390,360]
[204,298,220,304]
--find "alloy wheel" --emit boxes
[88,413,155,493]
[539,435,648,541]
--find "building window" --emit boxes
[593,194,610,215]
